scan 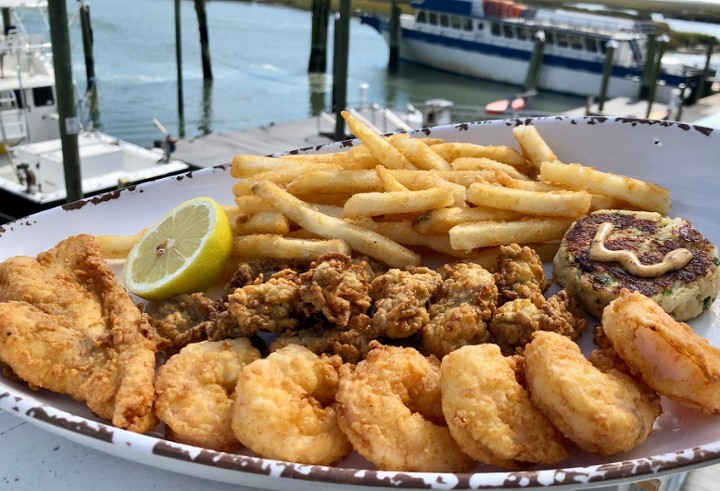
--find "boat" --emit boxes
[0,1,191,223]
[360,0,709,102]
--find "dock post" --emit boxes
[194,0,213,81]
[388,0,400,71]
[78,1,95,93]
[524,30,545,91]
[308,0,330,73]
[597,40,617,113]
[332,0,351,141]
[47,0,82,203]
[640,36,657,100]
[698,37,717,99]
[174,0,185,135]
[645,34,669,119]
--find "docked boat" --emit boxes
[0,1,191,223]
[361,0,707,101]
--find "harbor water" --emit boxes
[63,0,586,148]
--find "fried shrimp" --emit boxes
[602,289,720,414]
[441,344,569,469]
[154,338,261,451]
[232,344,351,465]
[524,331,661,455]
[335,343,475,472]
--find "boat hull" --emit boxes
[362,15,685,103]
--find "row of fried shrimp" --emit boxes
[153,292,720,471]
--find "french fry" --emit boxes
[451,157,529,180]
[412,206,520,234]
[286,169,380,195]
[349,218,467,257]
[400,172,467,207]
[251,180,421,267]
[387,133,452,171]
[232,234,351,261]
[231,155,312,178]
[233,211,290,236]
[466,182,592,217]
[430,142,528,171]
[449,217,573,250]
[375,165,409,192]
[512,124,558,174]
[538,161,671,215]
[96,229,147,259]
[234,195,277,214]
[343,188,455,218]
[341,110,415,170]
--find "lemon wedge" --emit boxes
[122,197,233,301]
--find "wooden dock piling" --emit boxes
[174,0,185,135]
[388,0,400,71]
[308,0,330,73]
[332,0,351,141]
[597,40,617,113]
[524,30,545,91]
[645,34,669,118]
[79,1,95,93]
[194,0,213,81]
[47,0,82,203]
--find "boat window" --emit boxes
[417,11,427,24]
[451,16,461,29]
[33,86,54,107]
[463,18,473,31]
[516,26,528,41]
[599,40,607,54]
[440,14,449,27]
[491,22,501,36]
[585,38,598,52]
[570,35,583,50]
[556,32,568,48]
[503,24,514,38]
[477,21,484,31]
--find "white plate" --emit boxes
[1,116,719,490]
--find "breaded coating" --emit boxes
[489,289,587,355]
[155,338,260,451]
[336,343,475,472]
[524,331,661,455]
[0,235,158,433]
[232,345,351,465]
[269,318,374,364]
[150,292,223,349]
[297,253,374,327]
[420,262,497,358]
[441,344,569,469]
[370,266,443,338]
[224,269,303,337]
[602,289,720,414]
[494,243,549,306]
[224,258,309,296]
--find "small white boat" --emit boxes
[0,1,191,223]
[361,0,709,101]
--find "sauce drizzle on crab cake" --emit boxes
[553,210,720,321]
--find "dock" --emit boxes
[173,94,720,168]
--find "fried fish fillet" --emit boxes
[0,234,158,433]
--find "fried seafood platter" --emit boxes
[1,116,720,490]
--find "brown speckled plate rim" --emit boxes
[1,116,719,490]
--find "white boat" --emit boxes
[361,0,709,102]
[0,1,191,223]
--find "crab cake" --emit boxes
[553,210,719,321]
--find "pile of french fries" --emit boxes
[226,111,671,269]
